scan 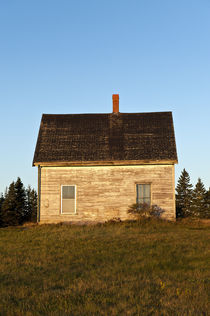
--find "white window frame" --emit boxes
[136,183,152,206]
[61,185,77,215]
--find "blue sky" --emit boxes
[0,0,210,193]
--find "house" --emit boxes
[33,95,178,223]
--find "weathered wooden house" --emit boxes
[33,95,178,223]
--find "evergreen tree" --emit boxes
[1,178,37,227]
[26,186,37,222]
[176,169,193,218]
[191,178,207,218]
[0,193,5,227]
[204,188,210,219]
[1,178,26,226]
[14,177,26,224]
[4,187,8,199]
[1,182,18,226]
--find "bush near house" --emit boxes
[128,202,165,219]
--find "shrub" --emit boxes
[128,203,165,220]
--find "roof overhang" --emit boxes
[33,159,178,167]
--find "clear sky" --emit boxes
[0,0,210,193]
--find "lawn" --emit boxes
[0,219,209,315]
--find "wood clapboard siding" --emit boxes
[40,165,175,223]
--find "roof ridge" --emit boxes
[42,111,172,116]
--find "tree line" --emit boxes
[0,170,209,227]
[176,169,210,218]
[0,177,37,227]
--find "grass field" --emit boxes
[0,219,209,315]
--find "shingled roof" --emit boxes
[33,112,178,166]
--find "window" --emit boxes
[61,185,76,214]
[136,184,151,206]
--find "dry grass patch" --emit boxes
[0,219,209,315]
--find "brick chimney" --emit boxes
[112,94,119,113]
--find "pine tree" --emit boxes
[0,193,5,227]
[204,188,210,219]
[1,182,18,226]
[191,178,207,218]
[26,186,37,222]
[1,178,26,226]
[14,177,26,224]
[176,169,193,218]
[4,187,8,199]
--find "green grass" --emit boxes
[0,219,209,315]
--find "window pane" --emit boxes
[136,184,151,205]
[139,184,143,199]
[144,185,150,198]
[62,199,75,213]
[62,186,75,199]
